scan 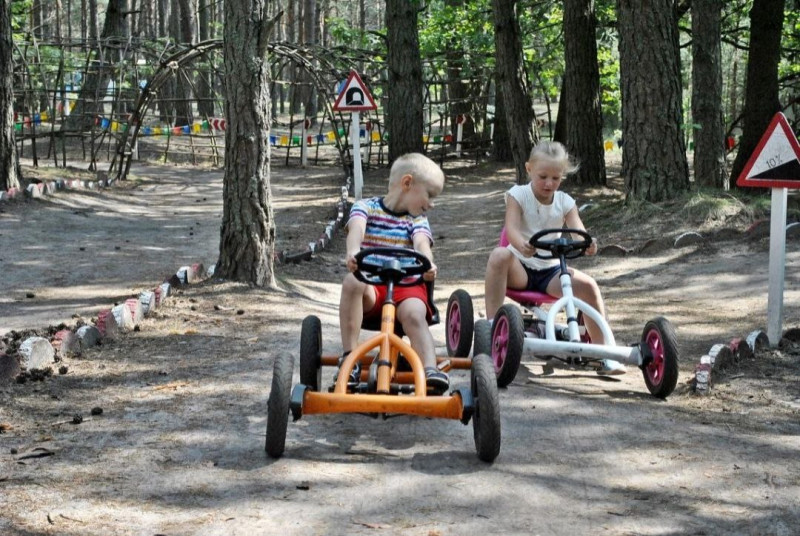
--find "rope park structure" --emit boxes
[11,36,520,182]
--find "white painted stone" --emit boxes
[160,282,171,301]
[125,298,143,324]
[139,291,156,315]
[112,303,135,330]
[18,337,55,370]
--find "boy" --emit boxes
[338,153,449,390]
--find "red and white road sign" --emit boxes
[737,112,800,189]
[332,70,377,112]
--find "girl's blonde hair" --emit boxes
[528,140,579,176]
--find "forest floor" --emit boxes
[1,155,799,535]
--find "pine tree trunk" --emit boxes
[217,0,275,287]
[196,0,215,117]
[1,0,21,191]
[492,0,535,184]
[730,0,785,183]
[563,0,606,186]
[617,0,689,202]
[692,0,727,188]
[386,0,423,161]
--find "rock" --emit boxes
[112,304,135,331]
[673,231,704,248]
[746,330,769,354]
[598,244,629,257]
[139,291,156,316]
[708,343,734,371]
[0,353,21,382]
[52,330,80,357]
[125,298,143,325]
[18,337,55,370]
[96,309,119,339]
[76,325,102,350]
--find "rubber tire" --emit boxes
[473,319,492,357]
[265,351,294,458]
[300,315,322,391]
[471,354,501,462]
[492,304,525,388]
[446,289,474,357]
[641,317,679,399]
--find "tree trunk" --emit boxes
[444,0,475,148]
[492,78,513,162]
[1,0,21,191]
[173,0,194,126]
[492,0,535,184]
[217,0,275,287]
[385,0,423,161]
[563,0,606,186]
[730,0,785,183]
[552,79,566,144]
[692,0,727,188]
[65,0,127,131]
[196,0,214,117]
[617,0,689,202]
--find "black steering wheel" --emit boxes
[529,228,593,260]
[353,247,432,287]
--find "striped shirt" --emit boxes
[348,197,433,254]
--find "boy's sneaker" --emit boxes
[334,353,361,386]
[596,359,627,376]
[425,367,449,393]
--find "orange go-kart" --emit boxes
[265,246,501,462]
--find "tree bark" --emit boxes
[730,0,785,183]
[386,0,424,161]
[1,0,21,191]
[563,0,606,186]
[217,0,275,287]
[691,0,727,188]
[173,0,194,126]
[617,0,689,202]
[492,0,535,184]
[196,0,214,117]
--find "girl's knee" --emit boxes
[487,247,514,270]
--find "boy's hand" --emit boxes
[423,261,438,281]
[345,251,359,272]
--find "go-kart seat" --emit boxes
[499,227,557,308]
[360,280,440,337]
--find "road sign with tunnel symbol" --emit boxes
[333,70,377,112]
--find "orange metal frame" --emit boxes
[300,299,469,419]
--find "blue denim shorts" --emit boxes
[521,263,561,293]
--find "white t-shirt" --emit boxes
[505,184,576,270]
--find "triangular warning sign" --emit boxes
[737,112,800,189]
[332,70,377,112]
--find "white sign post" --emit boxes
[456,114,467,157]
[301,118,310,168]
[332,70,378,200]
[736,112,800,346]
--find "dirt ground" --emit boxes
[1,155,800,535]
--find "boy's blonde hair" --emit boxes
[528,141,579,176]
[389,153,445,187]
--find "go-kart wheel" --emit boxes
[446,289,474,357]
[492,304,525,388]
[471,353,501,462]
[299,315,322,391]
[265,351,294,458]
[473,319,492,357]
[640,317,679,399]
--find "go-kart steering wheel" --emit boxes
[529,228,593,260]
[353,247,432,287]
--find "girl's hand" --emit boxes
[586,238,598,256]
[518,242,536,258]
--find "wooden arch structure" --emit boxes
[110,40,355,181]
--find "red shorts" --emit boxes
[365,283,434,322]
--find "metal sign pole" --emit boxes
[767,187,788,346]
[352,111,362,200]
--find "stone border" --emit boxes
[0,177,113,203]
[691,328,771,396]
[0,262,207,383]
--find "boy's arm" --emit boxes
[564,206,597,256]
[412,233,438,281]
[345,218,367,272]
